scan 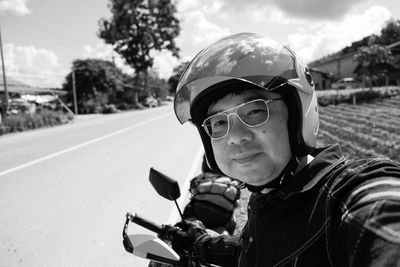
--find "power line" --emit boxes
[1,72,67,78]
[1,14,87,50]
[1,67,69,77]
[2,13,88,45]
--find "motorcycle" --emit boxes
[122,167,240,266]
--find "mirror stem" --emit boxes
[174,200,185,223]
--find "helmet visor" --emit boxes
[174,33,298,124]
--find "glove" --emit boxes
[190,172,241,211]
[158,218,207,253]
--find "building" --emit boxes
[308,40,400,87]
[0,77,68,114]
[309,67,333,90]
[309,52,357,82]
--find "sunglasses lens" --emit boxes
[204,114,229,138]
[238,100,269,125]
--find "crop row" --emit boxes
[329,103,400,123]
[321,94,400,112]
[317,129,387,160]
[318,112,398,143]
[319,109,399,137]
[317,95,400,163]
[319,119,399,159]
[320,103,400,129]
[319,97,400,131]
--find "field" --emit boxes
[317,95,400,163]
[234,94,400,233]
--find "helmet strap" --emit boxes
[245,156,299,193]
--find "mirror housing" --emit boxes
[149,168,181,201]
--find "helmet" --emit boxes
[174,32,319,174]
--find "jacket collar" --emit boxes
[277,144,346,199]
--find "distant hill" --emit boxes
[0,76,30,87]
[0,76,66,95]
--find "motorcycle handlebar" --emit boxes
[127,212,163,233]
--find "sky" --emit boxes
[0,0,400,88]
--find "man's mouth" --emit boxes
[233,153,261,164]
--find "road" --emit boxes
[0,104,204,267]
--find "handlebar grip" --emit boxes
[128,213,163,233]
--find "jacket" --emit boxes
[194,144,400,266]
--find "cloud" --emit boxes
[176,1,230,56]
[187,10,231,45]
[171,0,232,75]
[252,5,306,24]
[1,43,67,87]
[270,0,365,20]
[82,41,135,75]
[287,5,392,63]
[205,0,367,21]
[0,0,30,16]
[176,0,200,13]
[83,41,177,79]
[151,51,179,79]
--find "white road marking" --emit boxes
[0,113,171,177]
[168,146,204,224]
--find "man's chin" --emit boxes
[243,170,279,186]
[246,178,274,187]
[224,163,275,184]
[232,172,273,186]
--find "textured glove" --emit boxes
[158,218,207,253]
[190,172,241,211]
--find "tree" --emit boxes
[340,35,378,55]
[379,19,400,47]
[354,44,393,89]
[98,0,180,97]
[63,59,127,113]
[167,61,189,95]
[337,20,400,56]
[135,70,169,101]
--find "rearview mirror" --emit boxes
[149,168,181,201]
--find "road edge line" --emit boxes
[0,113,171,177]
[167,146,204,224]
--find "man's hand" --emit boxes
[190,172,241,211]
[158,218,207,252]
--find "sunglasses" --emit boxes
[202,98,283,139]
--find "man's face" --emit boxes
[209,89,292,186]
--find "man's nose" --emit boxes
[226,115,253,145]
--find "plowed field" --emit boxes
[318,95,400,162]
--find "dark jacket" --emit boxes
[194,144,400,266]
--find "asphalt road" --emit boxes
[0,104,204,267]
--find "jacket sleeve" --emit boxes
[193,233,241,267]
[333,159,400,266]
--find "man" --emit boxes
[169,33,400,266]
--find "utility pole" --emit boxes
[72,69,78,114]
[0,25,9,121]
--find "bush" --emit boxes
[352,90,381,102]
[102,104,119,114]
[116,102,130,110]
[0,110,73,136]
